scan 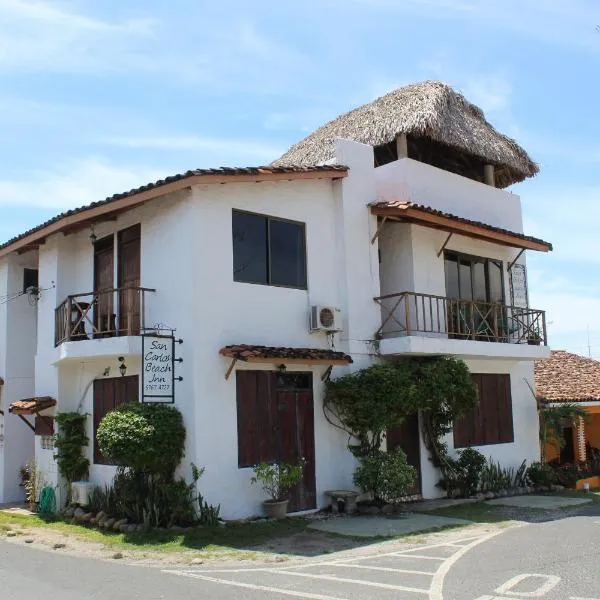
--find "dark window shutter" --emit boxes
[453,374,514,448]
[35,416,54,436]
[93,375,139,464]
[236,371,278,467]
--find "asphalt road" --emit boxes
[2,515,600,600]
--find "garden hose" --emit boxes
[38,486,57,515]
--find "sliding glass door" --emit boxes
[444,252,505,340]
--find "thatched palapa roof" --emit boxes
[273,81,538,188]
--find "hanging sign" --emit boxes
[142,334,175,403]
[510,263,528,309]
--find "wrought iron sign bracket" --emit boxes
[321,365,333,382]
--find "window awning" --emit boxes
[8,397,56,415]
[370,201,552,252]
[220,345,353,365]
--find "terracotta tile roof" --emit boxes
[220,345,353,364]
[370,201,552,251]
[8,397,56,415]
[0,165,348,255]
[535,350,600,403]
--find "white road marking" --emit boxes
[262,568,429,594]
[429,529,505,600]
[320,562,435,575]
[162,570,348,600]
[393,553,447,560]
[495,574,561,597]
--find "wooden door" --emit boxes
[387,412,422,495]
[94,235,114,336]
[117,224,141,335]
[275,374,316,512]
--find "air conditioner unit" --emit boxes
[71,481,93,507]
[310,305,342,333]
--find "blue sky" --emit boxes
[0,0,599,355]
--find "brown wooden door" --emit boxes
[387,412,422,495]
[118,224,141,335]
[275,378,316,512]
[94,235,114,336]
[93,375,139,464]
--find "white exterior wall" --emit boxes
[0,138,545,511]
[0,253,37,502]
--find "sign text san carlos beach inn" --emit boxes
[142,334,175,403]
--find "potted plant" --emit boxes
[21,459,44,512]
[527,326,542,345]
[251,460,305,519]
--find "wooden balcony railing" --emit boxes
[374,291,547,345]
[54,287,156,346]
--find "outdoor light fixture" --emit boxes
[118,356,127,377]
[89,224,97,244]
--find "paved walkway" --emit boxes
[308,514,472,538]
[486,495,592,509]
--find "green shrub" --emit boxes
[96,403,185,476]
[354,449,417,502]
[54,413,89,497]
[526,461,557,487]
[551,462,579,488]
[440,448,486,497]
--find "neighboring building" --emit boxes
[535,350,600,465]
[0,81,552,517]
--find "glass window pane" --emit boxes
[444,254,459,299]
[488,261,503,303]
[472,260,486,301]
[459,260,473,300]
[269,219,306,288]
[232,211,268,284]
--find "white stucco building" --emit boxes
[0,81,552,517]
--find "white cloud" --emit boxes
[0,157,163,210]
[0,0,157,74]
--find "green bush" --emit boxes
[96,403,185,476]
[54,413,89,494]
[526,462,557,487]
[354,449,417,502]
[440,448,486,497]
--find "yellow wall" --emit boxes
[586,414,600,451]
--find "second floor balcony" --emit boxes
[374,291,549,359]
[55,286,155,347]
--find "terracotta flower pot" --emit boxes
[263,500,288,519]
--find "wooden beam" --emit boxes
[436,232,453,257]
[396,134,408,159]
[370,216,388,244]
[508,248,526,271]
[371,206,552,252]
[224,358,237,380]
[0,169,347,259]
[484,164,495,187]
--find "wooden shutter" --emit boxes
[236,371,277,467]
[94,235,114,336]
[118,224,141,335]
[93,375,139,464]
[453,374,513,447]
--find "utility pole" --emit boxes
[588,325,592,358]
